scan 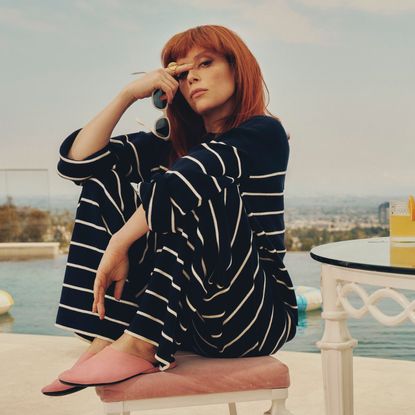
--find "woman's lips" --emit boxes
[192,90,207,99]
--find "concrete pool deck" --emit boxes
[1,332,414,414]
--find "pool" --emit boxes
[1,252,414,361]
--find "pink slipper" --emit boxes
[58,346,172,387]
[41,378,86,397]
[41,350,96,396]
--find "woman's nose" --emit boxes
[187,68,200,83]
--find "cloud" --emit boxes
[297,0,415,15]
[0,1,328,45]
[173,0,239,10]
[74,0,123,13]
[72,0,154,33]
[0,6,56,32]
[173,0,328,44]
[238,0,327,44]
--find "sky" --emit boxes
[1,0,414,201]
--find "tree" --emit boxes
[0,197,21,242]
[19,209,50,241]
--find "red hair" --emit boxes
[160,25,283,167]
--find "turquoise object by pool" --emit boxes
[295,285,322,312]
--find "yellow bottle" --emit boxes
[390,243,415,267]
[389,195,415,242]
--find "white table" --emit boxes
[310,237,415,415]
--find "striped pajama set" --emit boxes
[55,114,298,371]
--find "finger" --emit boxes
[92,285,103,314]
[92,283,101,314]
[175,62,193,74]
[97,286,106,320]
[163,67,186,91]
[158,78,173,94]
[163,66,178,80]
[93,273,107,317]
[92,279,99,313]
[159,79,175,104]
[167,89,173,104]
[160,74,177,92]
[93,273,103,312]
[173,63,193,80]
[114,279,125,300]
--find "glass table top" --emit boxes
[310,237,415,275]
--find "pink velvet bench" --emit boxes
[96,350,293,415]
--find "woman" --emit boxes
[42,24,298,396]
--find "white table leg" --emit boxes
[316,264,358,415]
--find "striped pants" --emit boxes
[56,170,296,371]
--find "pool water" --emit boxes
[1,252,414,361]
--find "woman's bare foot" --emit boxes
[110,333,158,365]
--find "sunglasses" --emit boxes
[135,88,171,141]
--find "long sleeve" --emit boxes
[56,128,171,186]
[137,115,285,234]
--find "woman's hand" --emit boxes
[121,63,193,105]
[92,237,131,320]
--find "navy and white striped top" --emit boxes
[57,115,298,327]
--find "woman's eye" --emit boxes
[200,59,212,67]
[176,60,212,81]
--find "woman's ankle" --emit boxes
[111,333,158,363]
[87,337,111,354]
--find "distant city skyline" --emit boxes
[1,1,414,199]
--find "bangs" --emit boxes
[161,27,231,65]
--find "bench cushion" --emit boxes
[96,351,290,402]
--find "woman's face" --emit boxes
[176,47,236,132]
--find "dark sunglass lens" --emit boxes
[155,118,169,138]
[153,89,167,110]
[176,71,188,81]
